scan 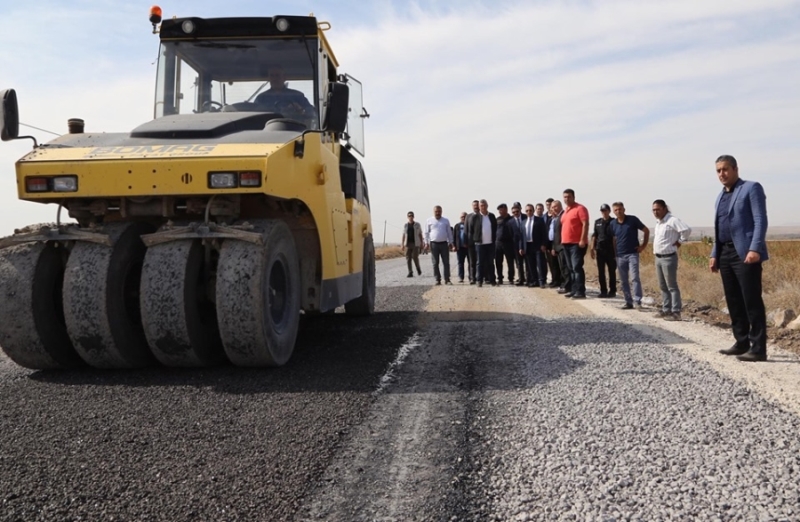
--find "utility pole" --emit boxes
[383,220,387,247]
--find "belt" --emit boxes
[655,252,676,258]
[431,240,447,244]
[722,241,735,248]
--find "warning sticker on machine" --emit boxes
[86,144,218,158]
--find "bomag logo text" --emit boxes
[87,144,217,158]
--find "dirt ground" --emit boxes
[679,301,800,357]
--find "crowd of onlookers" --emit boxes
[400,155,771,362]
[401,191,690,317]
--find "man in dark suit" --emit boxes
[495,203,517,285]
[710,155,769,362]
[522,204,548,287]
[510,202,527,286]
[469,199,497,287]
[464,200,480,284]
[549,201,571,294]
[453,212,470,283]
[544,198,560,287]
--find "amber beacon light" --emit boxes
[149,5,163,32]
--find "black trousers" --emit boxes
[524,244,547,286]
[514,249,526,283]
[719,243,767,354]
[467,243,477,282]
[596,248,617,295]
[495,242,515,282]
[477,243,496,283]
[430,241,451,282]
[556,248,571,291]
[546,248,559,285]
[456,246,469,281]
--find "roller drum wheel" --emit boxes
[63,222,156,369]
[140,239,225,367]
[345,236,376,316]
[0,242,83,369]
[216,219,300,367]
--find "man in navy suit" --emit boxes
[453,212,470,283]
[510,202,527,286]
[521,204,548,287]
[710,155,769,362]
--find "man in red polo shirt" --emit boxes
[560,188,590,299]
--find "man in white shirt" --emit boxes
[652,199,692,321]
[424,205,454,285]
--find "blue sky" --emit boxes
[1,0,799,239]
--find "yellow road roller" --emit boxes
[0,8,374,369]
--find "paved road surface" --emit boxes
[1,257,799,521]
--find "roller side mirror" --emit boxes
[323,82,349,134]
[1,89,20,141]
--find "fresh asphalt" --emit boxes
[1,256,798,521]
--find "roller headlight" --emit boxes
[53,176,78,192]
[208,172,237,188]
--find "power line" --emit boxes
[20,122,60,136]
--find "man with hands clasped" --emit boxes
[651,200,691,321]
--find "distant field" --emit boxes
[587,240,800,314]
[690,226,800,241]
[376,244,405,260]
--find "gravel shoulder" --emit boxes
[302,257,800,521]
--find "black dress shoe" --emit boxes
[719,344,749,356]
[571,294,586,299]
[515,282,525,286]
[621,303,633,310]
[598,293,608,298]
[608,293,616,298]
[737,351,767,362]
[564,293,575,298]
[557,288,568,294]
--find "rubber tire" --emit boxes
[0,242,83,369]
[140,239,225,367]
[63,222,156,369]
[215,219,301,367]
[345,236,376,316]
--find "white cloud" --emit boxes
[1,0,799,239]
[329,0,800,232]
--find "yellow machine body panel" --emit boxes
[14,134,370,283]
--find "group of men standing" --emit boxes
[402,190,593,293]
[400,155,769,362]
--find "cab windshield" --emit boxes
[155,38,319,129]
